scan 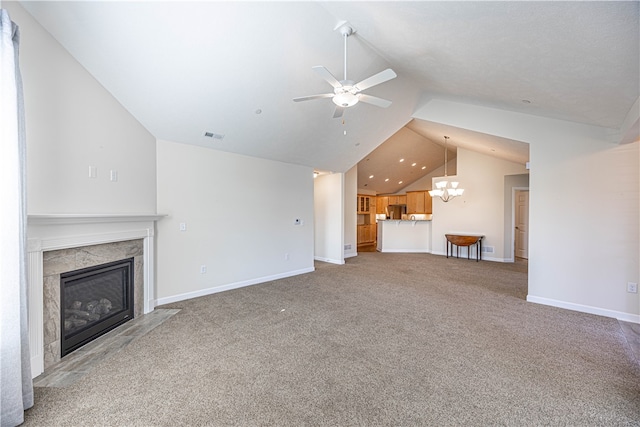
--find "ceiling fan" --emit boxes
[293,24,397,119]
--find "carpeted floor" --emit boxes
[24,253,640,426]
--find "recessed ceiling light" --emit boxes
[421,166,426,170]
[411,162,416,167]
[385,178,389,182]
[399,158,405,162]
[398,181,403,184]
[522,99,531,104]
[369,175,374,179]
[255,109,262,114]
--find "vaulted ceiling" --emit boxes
[17,1,639,193]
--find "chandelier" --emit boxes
[428,136,464,202]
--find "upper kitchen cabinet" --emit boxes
[388,195,407,206]
[376,196,389,215]
[357,195,372,214]
[406,191,432,214]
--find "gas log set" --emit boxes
[64,298,115,332]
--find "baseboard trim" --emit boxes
[314,256,345,265]
[378,249,430,253]
[156,266,315,306]
[344,252,357,259]
[430,250,507,262]
[527,295,640,324]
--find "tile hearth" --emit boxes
[33,309,179,388]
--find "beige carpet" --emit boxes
[24,253,640,426]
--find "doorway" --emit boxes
[514,189,529,260]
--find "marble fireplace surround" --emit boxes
[27,214,164,379]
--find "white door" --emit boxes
[515,190,529,259]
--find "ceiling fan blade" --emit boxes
[354,68,397,92]
[293,93,335,102]
[333,106,345,119]
[312,66,342,89]
[357,93,392,108]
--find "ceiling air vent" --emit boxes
[203,131,225,140]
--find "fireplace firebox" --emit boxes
[60,258,134,357]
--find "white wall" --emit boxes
[7,2,156,214]
[529,137,639,319]
[314,172,345,264]
[415,99,640,322]
[156,139,314,303]
[400,161,453,192]
[430,148,527,261]
[344,167,357,259]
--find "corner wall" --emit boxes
[344,167,357,259]
[314,172,345,264]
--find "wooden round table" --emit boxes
[445,234,484,261]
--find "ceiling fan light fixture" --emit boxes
[332,92,359,107]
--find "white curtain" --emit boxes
[0,9,34,427]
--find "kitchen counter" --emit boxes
[376,219,432,253]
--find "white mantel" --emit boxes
[27,213,165,378]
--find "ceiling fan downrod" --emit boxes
[340,25,353,82]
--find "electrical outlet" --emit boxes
[627,282,638,293]
[179,222,187,231]
[284,253,289,261]
[200,265,207,274]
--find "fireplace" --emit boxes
[61,258,134,357]
[27,213,163,378]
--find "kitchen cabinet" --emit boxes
[406,191,424,214]
[357,195,372,213]
[357,224,376,245]
[376,196,389,215]
[357,195,377,245]
[406,191,432,214]
[388,195,407,205]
